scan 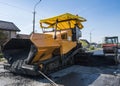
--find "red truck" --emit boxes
[102,36,120,63]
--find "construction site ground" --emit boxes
[0,50,120,86]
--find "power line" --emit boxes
[0,1,32,13]
[0,1,43,26]
[0,1,42,17]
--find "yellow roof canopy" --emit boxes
[40,13,86,30]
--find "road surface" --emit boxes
[0,49,120,86]
[0,62,120,86]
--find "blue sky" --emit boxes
[0,0,120,43]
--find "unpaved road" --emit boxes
[0,62,120,86]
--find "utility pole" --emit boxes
[33,0,41,33]
[90,32,92,43]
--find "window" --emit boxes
[61,33,67,39]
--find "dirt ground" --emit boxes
[0,62,120,86]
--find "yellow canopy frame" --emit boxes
[40,13,86,30]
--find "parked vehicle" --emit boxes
[102,36,120,63]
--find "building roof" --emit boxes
[0,20,20,32]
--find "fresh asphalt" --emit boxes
[0,49,120,86]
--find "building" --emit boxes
[0,20,20,39]
[16,34,30,39]
[0,20,20,52]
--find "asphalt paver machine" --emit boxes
[2,13,87,76]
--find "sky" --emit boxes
[0,0,120,43]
